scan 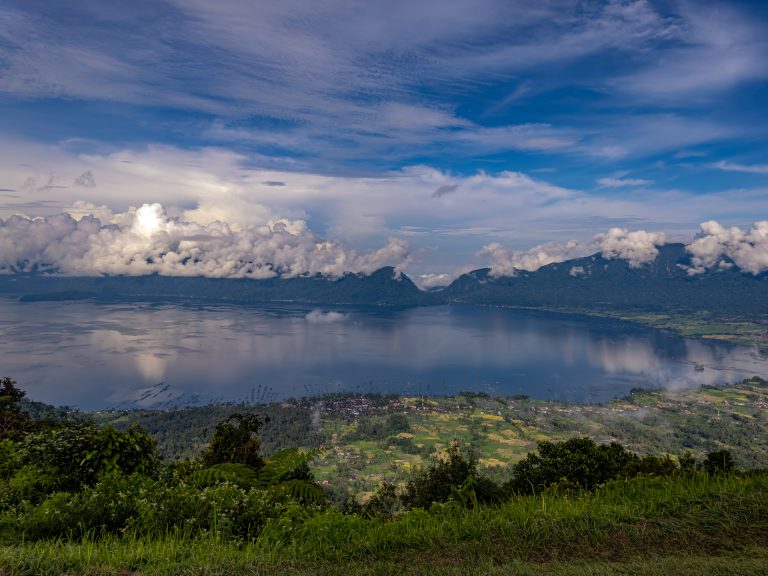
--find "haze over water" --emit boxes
[2,298,766,410]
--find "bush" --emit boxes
[17,492,79,540]
[402,440,502,509]
[18,422,158,491]
[622,454,679,478]
[362,481,402,519]
[0,439,19,480]
[703,449,736,475]
[13,472,154,540]
[7,465,59,504]
[506,438,636,494]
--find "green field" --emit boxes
[97,377,768,500]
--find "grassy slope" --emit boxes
[2,473,767,575]
[96,378,768,500]
[309,378,768,498]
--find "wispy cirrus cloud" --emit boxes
[713,160,768,174]
[597,175,653,188]
[0,1,767,278]
[1,1,764,168]
[613,1,768,101]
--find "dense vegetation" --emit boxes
[443,244,768,316]
[0,266,435,306]
[2,376,768,574]
[91,377,768,502]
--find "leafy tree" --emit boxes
[678,451,698,473]
[703,449,735,475]
[350,413,411,441]
[0,377,34,441]
[621,454,679,478]
[402,440,502,508]
[0,439,19,480]
[362,480,401,519]
[18,421,158,491]
[507,438,635,494]
[202,413,266,470]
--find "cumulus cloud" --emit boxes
[481,227,667,275]
[685,220,768,275]
[0,203,411,279]
[593,228,667,268]
[480,240,582,276]
[413,273,453,290]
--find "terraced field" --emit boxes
[98,377,768,500]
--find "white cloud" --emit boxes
[305,310,349,323]
[480,227,668,275]
[713,161,768,174]
[593,227,667,268]
[686,220,768,275]
[597,176,653,187]
[2,140,768,277]
[479,240,583,276]
[0,204,411,279]
[1,1,757,166]
[413,273,453,290]
[614,1,768,100]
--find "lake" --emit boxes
[1,298,766,410]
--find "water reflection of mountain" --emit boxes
[0,300,765,409]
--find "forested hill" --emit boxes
[442,243,768,315]
[0,266,436,306]
[2,245,768,315]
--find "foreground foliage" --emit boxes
[2,472,768,574]
[2,376,768,574]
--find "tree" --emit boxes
[507,438,635,494]
[19,421,158,490]
[0,377,34,441]
[402,440,502,508]
[703,449,735,475]
[202,413,266,470]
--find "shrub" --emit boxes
[17,492,78,540]
[18,422,158,491]
[0,439,19,480]
[703,449,736,475]
[351,413,411,440]
[506,438,636,494]
[402,440,502,509]
[362,481,402,519]
[7,465,59,504]
[622,454,679,478]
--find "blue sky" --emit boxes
[1,0,767,282]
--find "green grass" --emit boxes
[3,473,767,575]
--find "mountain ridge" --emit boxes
[1,244,766,315]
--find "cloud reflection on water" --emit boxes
[0,300,765,409]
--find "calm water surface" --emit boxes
[1,298,766,409]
